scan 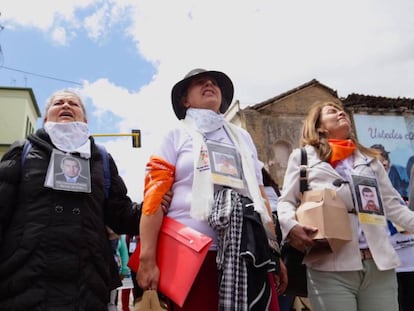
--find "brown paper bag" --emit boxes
[296,188,352,253]
[134,290,167,311]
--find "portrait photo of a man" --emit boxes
[360,186,381,213]
[55,156,88,184]
[352,174,385,224]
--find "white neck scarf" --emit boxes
[186,108,224,133]
[44,121,91,158]
[181,114,270,224]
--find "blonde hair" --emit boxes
[300,100,377,161]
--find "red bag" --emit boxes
[128,217,213,307]
[268,273,281,311]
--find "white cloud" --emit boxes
[1,0,127,45]
[82,78,177,134]
[80,78,179,201]
[100,138,147,201]
[50,26,69,46]
[2,0,93,29]
[82,2,133,43]
[122,0,414,102]
[83,6,108,41]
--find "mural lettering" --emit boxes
[368,128,403,140]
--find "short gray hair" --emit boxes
[44,89,87,122]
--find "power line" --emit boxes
[0,65,83,86]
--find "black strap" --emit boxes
[299,148,308,193]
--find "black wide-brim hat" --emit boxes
[171,68,234,120]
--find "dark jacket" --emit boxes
[0,129,141,311]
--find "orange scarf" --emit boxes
[328,139,355,167]
[142,156,175,215]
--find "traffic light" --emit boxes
[131,129,141,148]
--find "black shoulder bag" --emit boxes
[281,148,308,297]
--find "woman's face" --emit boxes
[317,105,351,139]
[183,75,222,113]
[45,92,86,123]
[379,155,390,172]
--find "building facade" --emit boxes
[0,87,40,158]
[226,79,340,187]
[226,79,414,193]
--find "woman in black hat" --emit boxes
[137,68,287,310]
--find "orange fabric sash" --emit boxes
[328,139,356,167]
[142,156,175,215]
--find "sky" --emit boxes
[1,0,414,201]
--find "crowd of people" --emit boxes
[1,69,414,311]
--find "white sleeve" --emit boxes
[277,148,302,240]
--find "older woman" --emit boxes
[278,100,414,311]
[138,69,287,310]
[0,90,143,310]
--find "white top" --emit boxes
[154,124,263,249]
[278,146,414,272]
[264,186,279,213]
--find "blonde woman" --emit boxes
[278,100,414,311]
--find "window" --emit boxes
[25,117,33,137]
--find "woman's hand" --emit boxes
[137,258,160,291]
[160,190,173,214]
[287,224,318,253]
[275,258,288,294]
[138,207,164,291]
